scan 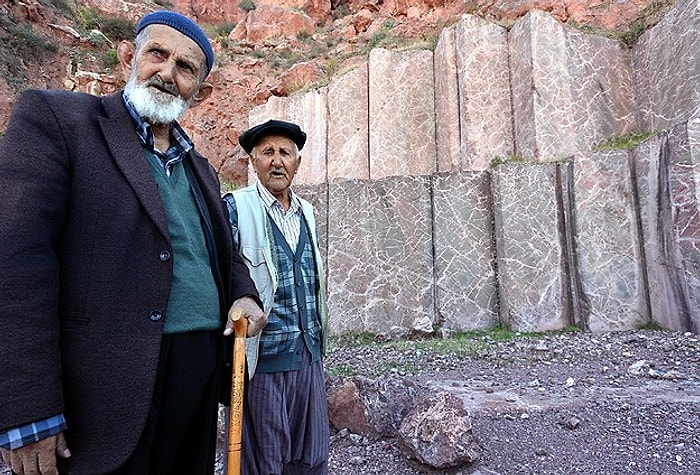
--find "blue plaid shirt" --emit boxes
[0,95,195,451]
[0,414,66,450]
[123,92,194,174]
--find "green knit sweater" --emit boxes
[146,151,220,334]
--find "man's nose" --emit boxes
[158,59,177,82]
[270,152,284,165]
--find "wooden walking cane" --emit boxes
[227,310,248,475]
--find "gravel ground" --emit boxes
[3,329,698,475]
[324,329,700,475]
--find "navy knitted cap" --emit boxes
[136,11,214,75]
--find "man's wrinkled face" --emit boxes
[123,25,205,124]
[251,135,301,201]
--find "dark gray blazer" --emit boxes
[0,89,258,473]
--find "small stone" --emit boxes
[560,416,581,430]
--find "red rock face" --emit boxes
[169,0,331,25]
[169,0,245,25]
[271,61,325,96]
[229,6,315,43]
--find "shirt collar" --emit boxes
[255,181,301,215]
[122,92,194,166]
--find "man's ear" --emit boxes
[117,40,135,82]
[191,82,213,107]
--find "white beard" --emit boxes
[123,75,193,125]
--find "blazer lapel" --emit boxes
[98,93,169,239]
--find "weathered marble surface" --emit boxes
[432,172,498,331]
[293,182,330,313]
[570,152,649,331]
[434,26,461,173]
[632,0,700,132]
[247,89,328,185]
[294,182,329,264]
[509,10,637,162]
[326,176,434,335]
[327,65,370,181]
[492,163,570,331]
[455,14,513,171]
[368,48,436,179]
[434,15,512,173]
[632,119,700,333]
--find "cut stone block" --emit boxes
[455,14,513,171]
[326,176,434,336]
[327,65,370,181]
[632,0,700,132]
[369,48,436,179]
[509,10,637,161]
[569,152,649,331]
[632,119,700,333]
[434,26,461,173]
[492,163,570,331]
[433,171,498,331]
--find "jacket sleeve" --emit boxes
[0,90,69,430]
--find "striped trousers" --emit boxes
[242,347,329,475]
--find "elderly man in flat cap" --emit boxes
[0,10,266,475]
[224,120,330,474]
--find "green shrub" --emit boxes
[75,7,134,41]
[211,22,237,39]
[100,49,120,69]
[490,155,526,168]
[637,321,664,331]
[220,179,239,195]
[75,6,98,30]
[41,0,73,15]
[98,16,136,41]
[594,131,656,151]
[239,0,256,12]
[0,19,59,90]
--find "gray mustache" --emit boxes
[145,76,180,97]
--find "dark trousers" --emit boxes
[111,330,221,475]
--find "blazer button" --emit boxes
[149,310,163,322]
[159,250,171,261]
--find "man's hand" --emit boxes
[224,296,267,337]
[0,433,70,475]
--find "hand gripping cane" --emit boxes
[227,311,248,475]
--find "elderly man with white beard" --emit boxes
[0,11,266,475]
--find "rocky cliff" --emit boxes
[0,0,675,184]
